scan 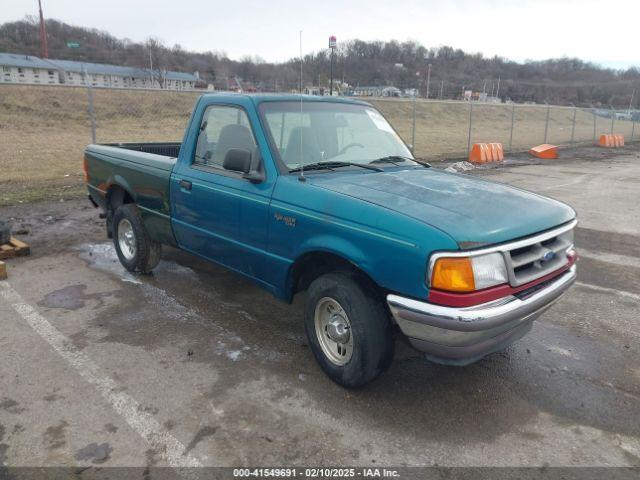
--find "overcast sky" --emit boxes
[2,0,638,68]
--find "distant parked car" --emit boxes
[614,112,632,121]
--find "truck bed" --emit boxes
[84,142,180,246]
[104,142,181,158]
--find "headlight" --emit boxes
[430,252,508,292]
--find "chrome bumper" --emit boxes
[387,265,576,365]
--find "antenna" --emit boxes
[298,30,305,181]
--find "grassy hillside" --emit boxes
[0,84,635,205]
[3,18,640,105]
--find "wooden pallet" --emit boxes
[0,237,31,260]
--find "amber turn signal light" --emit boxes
[431,257,476,292]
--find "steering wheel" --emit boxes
[337,142,364,156]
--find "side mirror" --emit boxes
[223,148,265,183]
[223,148,252,174]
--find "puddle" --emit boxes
[74,442,112,464]
[74,242,281,363]
[38,284,112,311]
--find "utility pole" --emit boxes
[496,77,501,99]
[629,89,636,114]
[425,63,432,99]
[38,0,49,58]
[440,79,444,99]
[329,35,337,96]
[148,47,154,86]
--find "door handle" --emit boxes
[179,179,192,190]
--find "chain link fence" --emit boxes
[0,83,638,204]
[369,97,638,160]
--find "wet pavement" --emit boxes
[0,146,639,472]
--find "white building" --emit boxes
[0,52,198,90]
[0,53,59,85]
[353,85,402,97]
[46,59,198,90]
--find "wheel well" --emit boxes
[288,251,379,300]
[105,185,134,238]
[106,185,134,212]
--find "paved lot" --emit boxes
[0,146,639,473]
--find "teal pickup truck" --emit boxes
[85,94,577,387]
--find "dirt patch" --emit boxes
[43,421,69,450]
[104,423,118,434]
[0,443,7,465]
[182,426,218,457]
[0,398,25,415]
[0,198,105,259]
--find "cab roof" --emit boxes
[199,92,371,107]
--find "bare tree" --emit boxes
[145,37,167,88]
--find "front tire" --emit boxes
[304,273,394,388]
[112,204,161,274]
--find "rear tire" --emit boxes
[304,272,394,388]
[112,204,161,274]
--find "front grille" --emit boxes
[505,227,574,286]
[514,273,564,300]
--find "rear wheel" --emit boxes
[304,273,394,388]
[112,204,161,274]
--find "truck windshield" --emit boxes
[260,101,413,171]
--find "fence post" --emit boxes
[411,94,416,154]
[543,102,550,144]
[610,105,614,134]
[467,101,473,157]
[87,83,97,144]
[508,103,515,151]
[570,104,576,144]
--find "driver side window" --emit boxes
[194,105,257,169]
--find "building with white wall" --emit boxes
[0,53,59,85]
[0,52,198,90]
[353,85,402,97]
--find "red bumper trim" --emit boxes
[428,256,576,308]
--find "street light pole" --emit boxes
[425,63,432,99]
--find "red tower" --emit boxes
[38,0,49,58]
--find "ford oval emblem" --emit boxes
[541,250,556,262]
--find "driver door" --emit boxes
[171,104,272,279]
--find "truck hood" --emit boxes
[308,167,576,248]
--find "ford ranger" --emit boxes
[84,94,577,387]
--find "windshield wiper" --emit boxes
[289,161,383,173]
[370,155,431,167]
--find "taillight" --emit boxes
[83,157,89,183]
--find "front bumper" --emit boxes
[387,265,576,365]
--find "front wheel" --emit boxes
[112,204,161,274]
[304,273,394,388]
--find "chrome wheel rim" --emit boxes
[117,218,136,261]
[314,297,353,366]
